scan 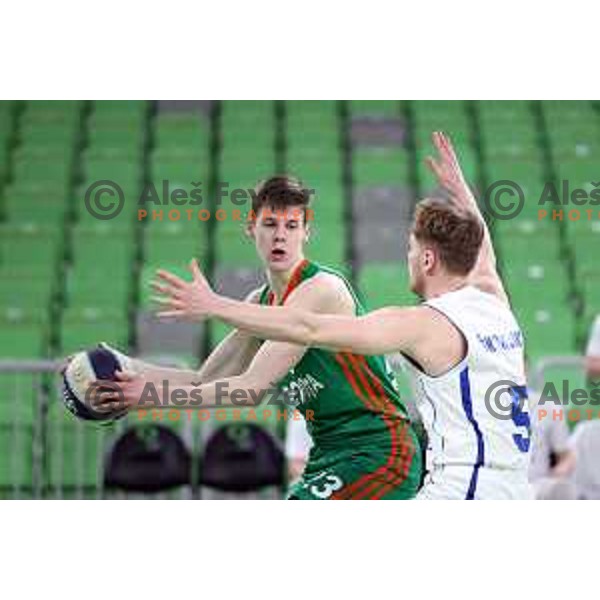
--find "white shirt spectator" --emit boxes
[586,316,600,357]
[571,420,600,499]
[285,416,313,483]
[529,389,572,481]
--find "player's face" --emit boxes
[249,206,309,272]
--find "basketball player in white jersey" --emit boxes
[153,132,532,500]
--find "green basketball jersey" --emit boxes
[259,259,415,472]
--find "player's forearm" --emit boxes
[459,191,497,271]
[132,334,256,387]
[478,221,498,270]
[132,360,203,387]
[453,181,498,271]
[196,331,259,382]
[209,295,317,346]
[160,375,270,409]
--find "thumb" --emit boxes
[190,258,205,284]
[115,370,132,382]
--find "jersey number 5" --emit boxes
[510,385,530,453]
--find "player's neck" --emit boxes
[267,257,306,302]
[422,274,469,300]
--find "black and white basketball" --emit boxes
[61,343,132,422]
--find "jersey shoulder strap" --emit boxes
[258,260,363,315]
[258,284,271,305]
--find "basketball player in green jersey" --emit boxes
[93,176,422,500]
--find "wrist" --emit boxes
[209,293,235,318]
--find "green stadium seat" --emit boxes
[60,309,129,355]
[287,101,339,140]
[0,224,62,272]
[0,371,37,496]
[3,195,68,225]
[219,161,277,190]
[152,145,208,166]
[65,225,135,312]
[0,318,49,358]
[287,126,339,149]
[506,266,569,310]
[150,157,208,190]
[139,220,208,308]
[222,100,274,117]
[287,100,337,117]
[83,159,142,188]
[12,157,72,187]
[412,101,470,146]
[0,273,55,314]
[214,223,262,268]
[22,100,82,117]
[87,126,144,157]
[20,122,79,151]
[478,100,533,117]
[309,223,346,268]
[287,158,342,193]
[543,101,596,124]
[358,263,416,310]
[155,111,208,139]
[517,304,577,360]
[350,100,400,117]
[93,100,147,119]
[45,391,109,494]
[353,146,409,188]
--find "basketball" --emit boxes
[61,342,132,422]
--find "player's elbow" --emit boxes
[296,312,323,347]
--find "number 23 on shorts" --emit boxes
[304,471,344,499]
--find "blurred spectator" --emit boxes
[529,388,577,499]
[585,315,600,380]
[285,416,313,484]
[570,420,600,499]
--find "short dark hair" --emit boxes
[412,199,484,275]
[252,175,312,221]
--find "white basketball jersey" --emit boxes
[404,286,530,480]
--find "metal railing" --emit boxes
[529,355,587,392]
[0,359,196,499]
[0,359,283,500]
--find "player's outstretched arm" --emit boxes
[105,289,262,388]
[153,259,425,356]
[426,131,509,304]
[91,336,307,413]
[90,275,321,413]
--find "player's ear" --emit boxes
[423,248,436,273]
[245,220,256,239]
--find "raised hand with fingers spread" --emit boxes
[425,130,507,304]
[152,258,219,322]
[426,131,478,213]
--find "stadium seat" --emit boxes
[66,224,135,313]
[45,393,109,498]
[0,318,49,358]
[358,263,416,310]
[353,146,409,189]
[350,100,400,117]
